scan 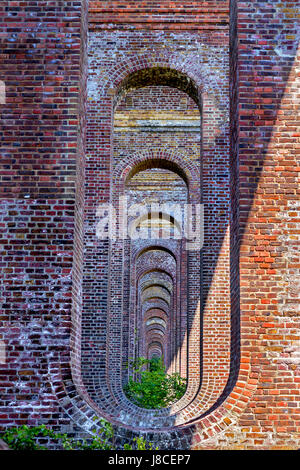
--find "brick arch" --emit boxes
[148,341,164,360]
[146,327,166,338]
[63,35,250,443]
[142,283,172,296]
[136,244,177,263]
[144,310,169,324]
[141,281,173,296]
[113,147,200,199]
[109,74,195,403]
[114,66,200,108]
[6,0,297,451]
[146,316,167,329]
[133,245,180,376]
[147,327,166,338]
[107,59,230,422]
[129,210,183,239]
[142,294,170,305]
[97,56,209,104]
[142,300,169,318]
[133,240,180,264]
[147,336,164,346]
[139,269,174,285]
[134,244,187,377]
[141,286,171,304]
[136,252,177,281]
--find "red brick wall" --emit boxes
[0,0,88,438]
[0,0,299,450]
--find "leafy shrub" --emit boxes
[2,425,52,450]
[123,436,157,450]
[124,356,187,409]
[1,420,156,451]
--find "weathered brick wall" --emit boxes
[81,0,232,437]
[0,0,299,450]
[0,0,88,438]
[212,0,300,450]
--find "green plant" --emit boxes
[1,420,156,451]
[2,425,51,450]
[123,436,157,450]
[59,418,115,450]
[124,356,187,409]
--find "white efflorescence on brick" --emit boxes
[0,340,6,364]
[0,81,5,104]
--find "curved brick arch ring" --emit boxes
[146,325,167,338]
[133,239,180,264]
[136,243,178,263]
[146,316,167,329]
[50,345,259,446]
[129,210,183,238]
[94,50,228,122]
[142,286,171,303]
[113,147,200,198]
[144,310,169,324]
[139,268,174,283]
[50,222,259,444]
[142,283,172,296]
[138,267,174,284]
[141,281,172,296]
[98,56,208,104]
[136,253,176,366]
[142,294,170,306]
[113,65,201,107]
[142,300,169,318]
[140,270,173,285]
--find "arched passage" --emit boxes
[77,62,235,433]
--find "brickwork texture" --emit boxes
[0,0,299,450]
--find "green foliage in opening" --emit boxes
[1,419,157,451]
[124,356,187,409]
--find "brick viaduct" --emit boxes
[0,1,299,449]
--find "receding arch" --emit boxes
[138,268,174,283]
[142,285,171,297]
[144,306,169,319]
[61,25,247,447]
[113,148,200,194]
[136,245,177,263]
[72,47,238,439]
[125,157,189,187]
[146,317,167,329]
[114,66,200,110]
[142,283,172,296]
[129,210,183,239]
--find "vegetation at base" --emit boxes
[2,357,187,450]
[124,356,187,409]
[1,420,157,451]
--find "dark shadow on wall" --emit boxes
[194,0,300,421]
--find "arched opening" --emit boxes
[78,63,234,432]
[114,66,200,110]
[113,73,199,400]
